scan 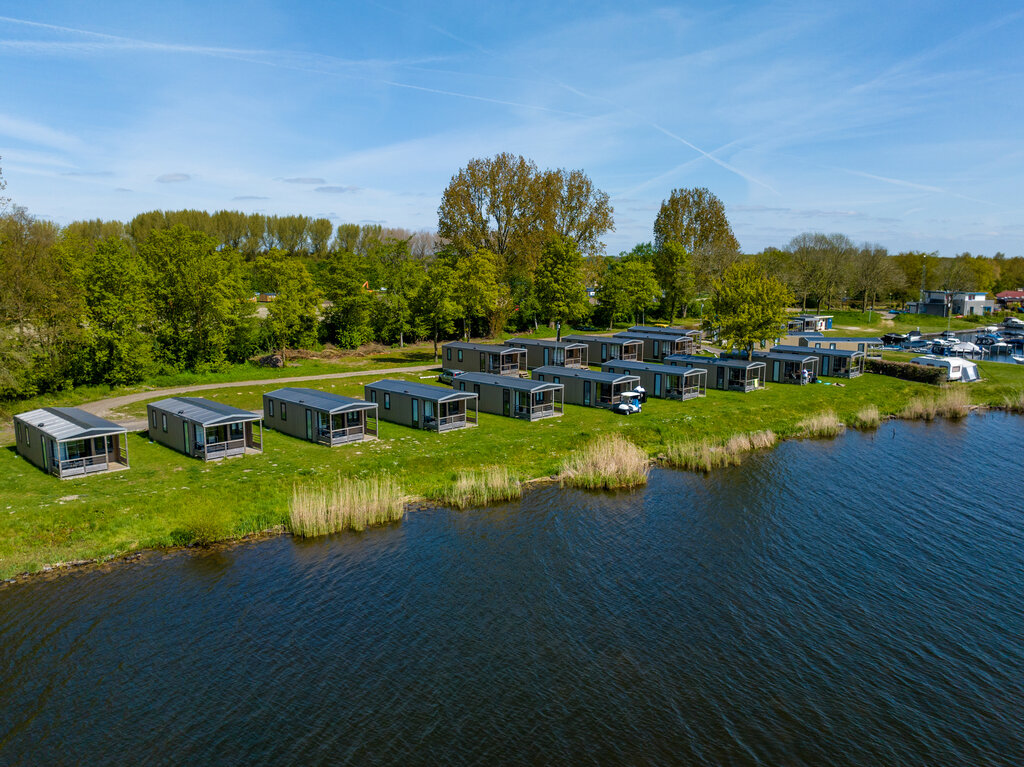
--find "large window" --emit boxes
[457,349,463,362]
[268,399,274,417]
[161,413,167,432]
[281,402,287,421]
[446,348,452,361]
[384,393,391,409]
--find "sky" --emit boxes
[1,0,1023,257]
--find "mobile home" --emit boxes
[600,359,707,400]
[562,334,643,364]
[614,330,695,361]
[800,336,883,358]
[442,342,527,376]
[771,345,865,378]
[263,387,378,445]
[13,407,129,478]
[365,380,477,432]
[533,366,641,408]
[453,372,563,420]
[787,314,833,332]
[664,354,766,392]
[147,397,263,460]
[747,351,819,384]
[505,338,587,369]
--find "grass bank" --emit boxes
[3,357,1024,579]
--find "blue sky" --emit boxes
[2,1,1023,256]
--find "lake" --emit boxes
[1,416,1022,766]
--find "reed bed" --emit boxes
[560,434,650,490]
[797,410,845,438]
[1002,389,1024,414]
[289,474,405,538]
[900,387,971,421]
[850,404,881,430]
[439,466,522,509]
[663,430,776,472]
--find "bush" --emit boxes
[866,358,946,385]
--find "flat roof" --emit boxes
[614,330,689,342]
[562,334,641,346]
[627,325,695,336]
[366,379,477,401]
[664,354,765,370]
[506,338,586,350]
[443,341,524,354]
[455,372,562,392]
[265,387,376,414]
[533,366,640,384]
[14,407,126,441]
[772,345,863,359]
[811,336,883,343]
[750,351,816,362]
[791,314,833,319]
[600,359,707,377]
[147,397,262,426]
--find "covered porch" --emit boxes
[52,433,129,478]
[427,398,478,432]
[512,387,563,420]
[317,407,378,445]
[666,369,707,400]
[195,420,263,460]
[724,364,766,392]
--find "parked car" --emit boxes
[437,368,459,385]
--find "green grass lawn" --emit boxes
[5,356,1023,579]
[821,309,1006,336]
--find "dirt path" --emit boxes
[41,365,439,432]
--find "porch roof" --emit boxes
[533,366,640,385]
[366,379,477,402]
[750,351,817,363]
[14,407,125,441]
[614,330,689,342]
[627,325,694,336]
[456,372,562,392]
[148,397,262,426]
[562,334,640,346]
[265,387,376,414]
[506,338,586,351]
[444,341,525,356]
[601,359,706,378]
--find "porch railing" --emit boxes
[667,385,702,400]
[435,412,471,431]
[516,402,560,419]
[496,362,521,374]
[198,438,246,460]
[55,453,116,477]
[318,426,366,445]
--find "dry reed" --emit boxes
[850,404,881,430]
[797,410,845,438]
[439,466,521,509]
[290,474,405,537]
[1002,389,1024,414]
[663,430,776,472]
[900,387,971,421]
[560,434,650,490]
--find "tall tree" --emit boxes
[452,248,501,339]
[597,259,661,328]
[653,188,740,292]
[704,260,792,359]
[534,235,589,341]
[414,263,462,361]
[652,240,695,321]
[319,249,372,348]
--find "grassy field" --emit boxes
[4,355,1024,579]
[820,309,1013,336]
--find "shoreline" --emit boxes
[4,406,1015,588]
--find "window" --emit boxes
[268,399,274,417]
[281,402,287,421]
[459,382,466,391]
[829,343,836,350]
[161,413,167,432]
[457,349,463,362]
[150,410,157,428]
[370,391,377,403]
[536,374,544,382]
[553,376,560,384]
[446,348,452,361]
[384,393,391,409]
[25,427,30,447]
[653,340,660,357]
[601,343,607,361]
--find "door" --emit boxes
[654,374,662,397]
[583,380,591,406]
[601,343,607,362]
[480,352,486,372]
[503,389,511,416]
[653,339,660,358]
[412,398,419,428]
[822,356,830,375]
[544,347,550,365]
[183,422,190,453]
[717,367,725,389]
[773,360,780,382]
[305,409,313,440]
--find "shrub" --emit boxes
[290,474,404,538]
[866,358,946,385]
[560,434,650,490]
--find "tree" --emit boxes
[308,218,333,259]
[0,156,8,211]
[452,248,501,339]
[653,188,740,292]
[849,244,902,311]
[534,235,589,340]
[81,237,154,386]
[597,259,660,328]
[539,167,614,257]
[414,263,462,361]
[265,258,321,353]
[652,240,695,321]
[704,260,792,359]
[319,249,372,348]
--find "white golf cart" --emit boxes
[614,390,644,415]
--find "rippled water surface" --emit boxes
[2,416,1023,766]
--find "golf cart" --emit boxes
[614,390,643,415]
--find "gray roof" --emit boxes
[749,351,817,362]
[505,338,586,350]
[600,359,707,378]
[533,366,640,385]
[366,379,477,401]
[615,330,690,342]
[443,341,525,355]
[807,336,883,344]
[147,397,262,426]
[14,407,125,441]
[627,325,696,336]
[455,372,562,392]
[791,314,833,320]
[664,354,766,371]
[265,387,376,414]
[562,334,641,346]
[772,345,863,359]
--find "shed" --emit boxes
[505,338,587,369]
[533,365,641,407]
[664,354,766,392]
[745,350,819,384]
[599,359,707,400]
[910,356,980,382]
[13,407,129,478]
[442,342,527,376]
[562,334,643,364]
[365,380,477,431]
[771,345,865,378]
[614,330,695,361]
[263,387,378,445]
[147,397,263,460]
[453,372,563,420]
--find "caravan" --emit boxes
[910,356,980,382]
